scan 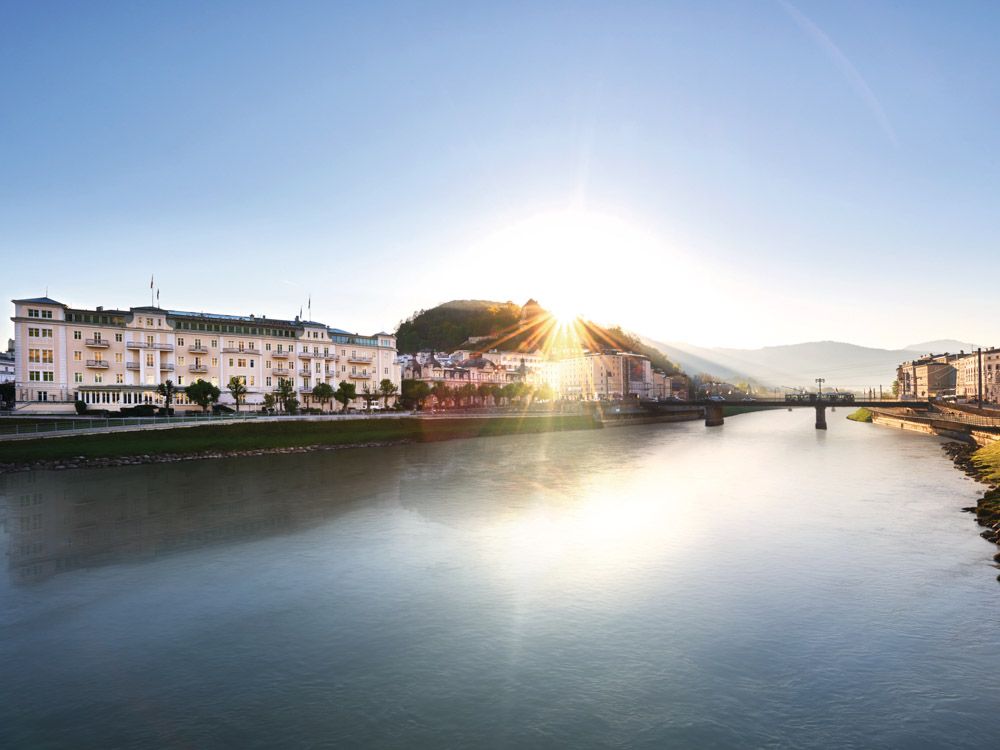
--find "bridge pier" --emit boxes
[815,405,827,430]
[705,404,724,427]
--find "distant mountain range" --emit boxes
[644,339,981,391]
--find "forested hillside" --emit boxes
[395,299,680,374]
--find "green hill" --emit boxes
[395,300,522,353]
[395,299,680,375]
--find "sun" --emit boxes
[545,299,582,327]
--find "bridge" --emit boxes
[641,398,931,430]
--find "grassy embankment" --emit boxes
[846,407,874,423]
[972,440,1000,483]
[0,415,596,464]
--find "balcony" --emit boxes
[272,368,290,376]
[298,369,312,377]
[188,346,208,354]
[271,350,290,358]
[349,372,371,380]
[159,363,175,372]
[189,364,208,374]
[348,354,374,364]
[298,350,315,359]
[126,362,140,370]
[86,359,110,369]
[85,338,110,348]
[126,341,172,351]
[221,347,261,355]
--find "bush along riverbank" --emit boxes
[0,415,598,475]
[944,441,1000,568]
[846,407,873,423]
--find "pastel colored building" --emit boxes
[10,296,400,412]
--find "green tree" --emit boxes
[490,384,504,406]
[891,379,899,398]
[500,383,518,405]
[311,382,335,412]
[361,383,379,411]
[534,383,555,401]
[379,378,399,408]
[458,382,477,407]
[400,379,430,410]
[227,376,248,412]
[262,392,276,412]
[430,381,451,409]
[477,383,492,406]
[156,379,177,412]
[275,378,295,413]
[186,379,221,413]
[334,380,357,412]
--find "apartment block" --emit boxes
[954,349,1000,404]
[10,296,400,412]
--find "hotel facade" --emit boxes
[10,296,400,413]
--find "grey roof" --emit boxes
[12,296,65,305]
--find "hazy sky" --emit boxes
[3,1,999,349]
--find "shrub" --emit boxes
[74,400,88,415]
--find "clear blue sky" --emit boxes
[3,1,999,349]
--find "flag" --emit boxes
[150,275,154,289]
[156,289,160,303]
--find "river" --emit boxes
[2,409,999,748]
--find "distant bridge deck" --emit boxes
[645,399,930,409]
[640,398,933,430]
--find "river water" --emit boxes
[2,410,999,748]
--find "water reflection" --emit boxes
[2,415,999,749]
[0,449,407,586]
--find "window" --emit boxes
[212,358,218,367]
[116,374,124,384]
[178,376,185,385]
[74,373,83,383]
[29,371,40,381]
[42,310,52,319]
[115,353,122,363]
[249,376,255,386]
[211,339,217,348]
[74,351,81,361]
[229,358,234,367]
[115,333,122,342]
[146,318,153,326]
[28,349,40,363]
[249,360,255,368]
[95,374,103,383]
[237,358,246,368]
[178,356,185,365]
[74,330,82,340]
[28,327,38,337]
[42,350,53,364]
[265,343,271,351]
[265,360,271,369]
[146,354,154,367]
[28,308,39,318]
[266,377,272,387]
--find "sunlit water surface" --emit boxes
[2,410,999,748]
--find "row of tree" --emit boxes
[155,377,400,414]
[399,379,554,410]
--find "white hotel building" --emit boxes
[10,296,400,413]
